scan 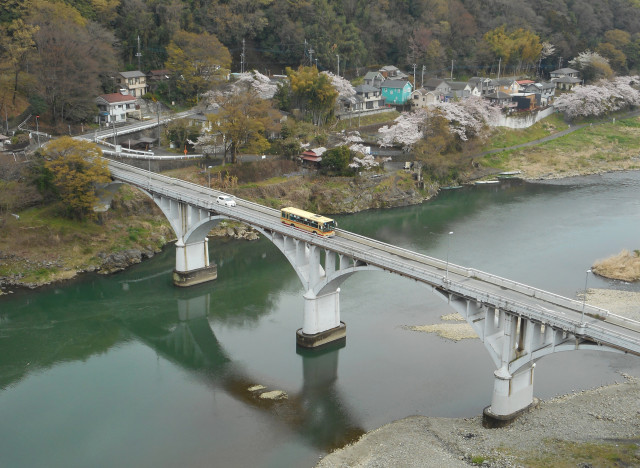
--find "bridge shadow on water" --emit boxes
[125,292,366,452]
[0,240,365,453]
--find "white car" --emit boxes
[215,195,236,207]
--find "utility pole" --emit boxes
[558,57,563,69]
[412,63,417,87]
[136,35,142,70]
[309,47,314,67]
[336,54,339,76]
[241,38,246,74]
[497,57,501,80]
[450,60,454,81]
[421,65,425,88]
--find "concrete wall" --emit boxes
[491,106,555,129]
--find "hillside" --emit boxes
[3,0,640,128]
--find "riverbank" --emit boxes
[317,288,640,468]
[2,111,640,292]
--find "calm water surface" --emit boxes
[1,172,640,467]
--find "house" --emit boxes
[522,82,556,106]
[123,137,156,151]
[115,71,148,97]
[447,81,472,99]
[381,79,413,106]
[511,93,537,110]
[549,67,581,90]
[189,112,212,131]
[551,75,581,91]
[379,65,408,80]
[494,77,521,94]
[550,68,580,79]
[146,69,170,92]
[363,71,384,88]
[0,133,10,151]
[468,77,495,96]
[299,150,322,167]
[410,88,438,109]
[354,84,385,110]
[485,90,513,108]
[423,78,450,100]
[95,90,139,124]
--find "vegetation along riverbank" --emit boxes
[2,111,640,293]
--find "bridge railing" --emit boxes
[336,229,609,317]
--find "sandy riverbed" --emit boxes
[317,288,640,467]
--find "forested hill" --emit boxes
[4,0,640,76]
[3,0,640,124]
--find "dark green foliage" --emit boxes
[320,145,353,175]
[29,156,58,202]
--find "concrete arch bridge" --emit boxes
[100,159,640,425]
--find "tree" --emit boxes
[0,19,38,105]
[42,137,111,219]
[209,89,279,163]
[29,1,117,124]
[320,145,352,175]
[165,119,201,152]
[286,66,338,126]
[569,50,614,83]
[165,30,232,103]
[484,26,542,74]
[554,76,640,120]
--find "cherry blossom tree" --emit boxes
[378,97,499,150]
[554,76,640,119]
[322,71,356,98]
[378,110,427,149]
[202,70,278,103]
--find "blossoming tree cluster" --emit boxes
[378,97,500,151]
[554,76,640,119]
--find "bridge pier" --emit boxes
[297,289,346,348]
[173,238,218,287]
[483,365,538,428]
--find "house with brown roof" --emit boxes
[95,90,139,124]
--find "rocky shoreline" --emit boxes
[316,289,640,467]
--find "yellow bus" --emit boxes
[280,207,337,237]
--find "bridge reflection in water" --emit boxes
[125,293,365,452]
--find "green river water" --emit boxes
[1,172,640,467]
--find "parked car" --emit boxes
[215,195,236,207]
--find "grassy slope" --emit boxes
[480,114,640,178]
[0,185,172,286]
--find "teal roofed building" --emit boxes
[381,79,413,106]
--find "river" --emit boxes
[1,172,640,468]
